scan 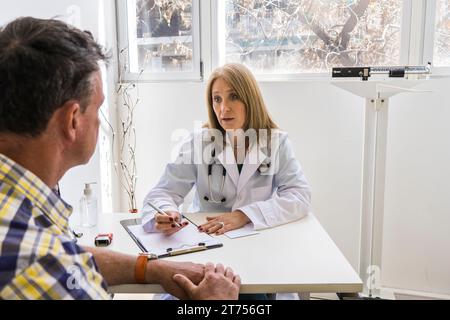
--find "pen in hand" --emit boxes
[147,201,183,228]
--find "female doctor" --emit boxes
[142,63,311,236]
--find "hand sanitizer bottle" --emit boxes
[80,182,98,227]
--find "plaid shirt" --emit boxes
[0,153,110,300]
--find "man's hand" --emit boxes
[199,211,250,235]
[145,260,205,299]
[173,263,241,300]
[154,211,188,236]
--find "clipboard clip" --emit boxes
[166,242,207,256]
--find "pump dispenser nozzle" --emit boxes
[83,182,97,197]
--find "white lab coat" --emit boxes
[142,129,311,231]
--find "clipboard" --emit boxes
[120,217,223,258]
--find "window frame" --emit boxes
[423,0,450,75]
[116,0,203,82]
[115,0,449,82]
[211,0,413,81]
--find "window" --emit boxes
[117,0,448,80]
[433,0,450,67]
[216,0,408,75]
[117,0,201,81]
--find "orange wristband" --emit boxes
[135,253,158,284]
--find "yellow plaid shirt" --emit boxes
[0,153,110,299]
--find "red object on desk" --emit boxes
[95,233,113,247]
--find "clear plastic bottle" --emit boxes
[80,183,98,227]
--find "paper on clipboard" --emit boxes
[126,222,222,257]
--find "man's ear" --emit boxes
[59,101,82,143]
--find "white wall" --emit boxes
[382,78,450,295]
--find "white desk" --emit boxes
[74,212,362,295]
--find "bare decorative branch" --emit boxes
[134,0,193,73]
[225,0,403,73]
[434,0,450,66]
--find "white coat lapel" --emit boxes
[237,143,267,194]
[215,143,239,188]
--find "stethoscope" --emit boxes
[203,149,227,203]
[203,148,271,204]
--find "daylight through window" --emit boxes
[224,0,404,74]
[433,0,450,67]
[128,0,194,74]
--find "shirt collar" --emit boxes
[0,153,73,235]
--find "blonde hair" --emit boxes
[205,63,278,137]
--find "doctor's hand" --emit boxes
[199,211,251,235]
[173,262,241,300]
[155,211,189,236]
